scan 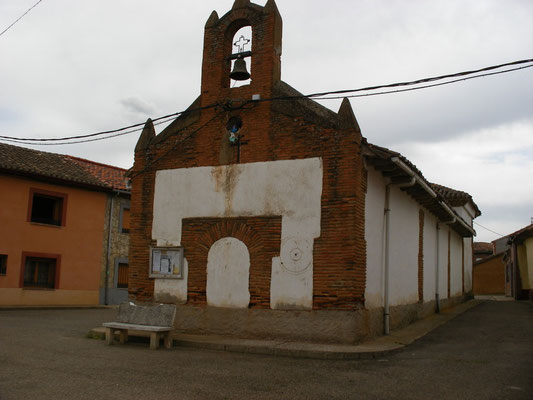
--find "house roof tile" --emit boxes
[430,182,481,216]
[0,142,129,192]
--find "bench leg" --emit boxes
[164,333,172,349]
[105,327,114,345]
[118,329,128,344]
[150,332,159,350]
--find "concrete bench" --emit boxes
[103,302,176,350]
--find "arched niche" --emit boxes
[206,237,251,308]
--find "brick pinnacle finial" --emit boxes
[232,0,250,10]
[135,118,156,152]
[205,10,219,28]
[264,0,279,14]
[338,98,362,133]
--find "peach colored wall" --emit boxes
[473,255,505,295]
[0,175,107,305]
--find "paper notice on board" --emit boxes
[160,256,171,274]
[152,250,161,272]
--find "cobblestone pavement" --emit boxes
[1,301,532,400]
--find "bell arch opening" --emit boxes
[229,25,252,87]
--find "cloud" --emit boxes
[119,97,157,118]
[393,119,533,241]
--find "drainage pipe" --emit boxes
[383,176,416,335]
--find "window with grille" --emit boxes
[117,262,129,288]
[23,256,57,289]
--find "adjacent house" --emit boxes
[473,224,533,299]
[127,0,480,343]
[473,251,506,295]
[497,224,533,300]
[0,143,130,306]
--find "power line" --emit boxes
[0,0,44,38]
[473,221,504,237]
[0,103,221,143]
[258,58,533,102]
[0,115,176,146]
[128,108,228,180]
[311,64,533,100]
[0,58,532,145]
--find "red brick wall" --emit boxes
[128,2,367,309]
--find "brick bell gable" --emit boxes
[129,0,367,309]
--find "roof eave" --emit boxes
[0,168,114,193]
[363,143,476,237]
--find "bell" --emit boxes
[230,57,250,81]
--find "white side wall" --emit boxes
[438,224,449,299]
[365,166,474,310]
[423,212,438,302]
[453,204,474,294]
[365,167,425,308]
[388,185,419,305]
[364,167,386,308]
[450,233,463,297]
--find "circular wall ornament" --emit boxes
[280,237,312,274]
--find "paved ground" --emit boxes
[1,300,532,399]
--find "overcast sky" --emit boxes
[1,0,532,242]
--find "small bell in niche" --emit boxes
[230,56,250,81]
[226,116,242,143]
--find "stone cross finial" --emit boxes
[233,35,250,53]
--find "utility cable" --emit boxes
[0,0,44,38]
[0,58,532,145]
[310,64,533,100]
[0,114,180,146]
[298,58,533,100]
[0,103,221,142]
[473,221,504,237]
[127,107,228,179]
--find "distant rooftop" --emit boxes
[494,224,533,245]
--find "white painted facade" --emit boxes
[150,157,474,313]
[151,158,323,310]
[365,166,475,310]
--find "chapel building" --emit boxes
[127,0,479,343]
